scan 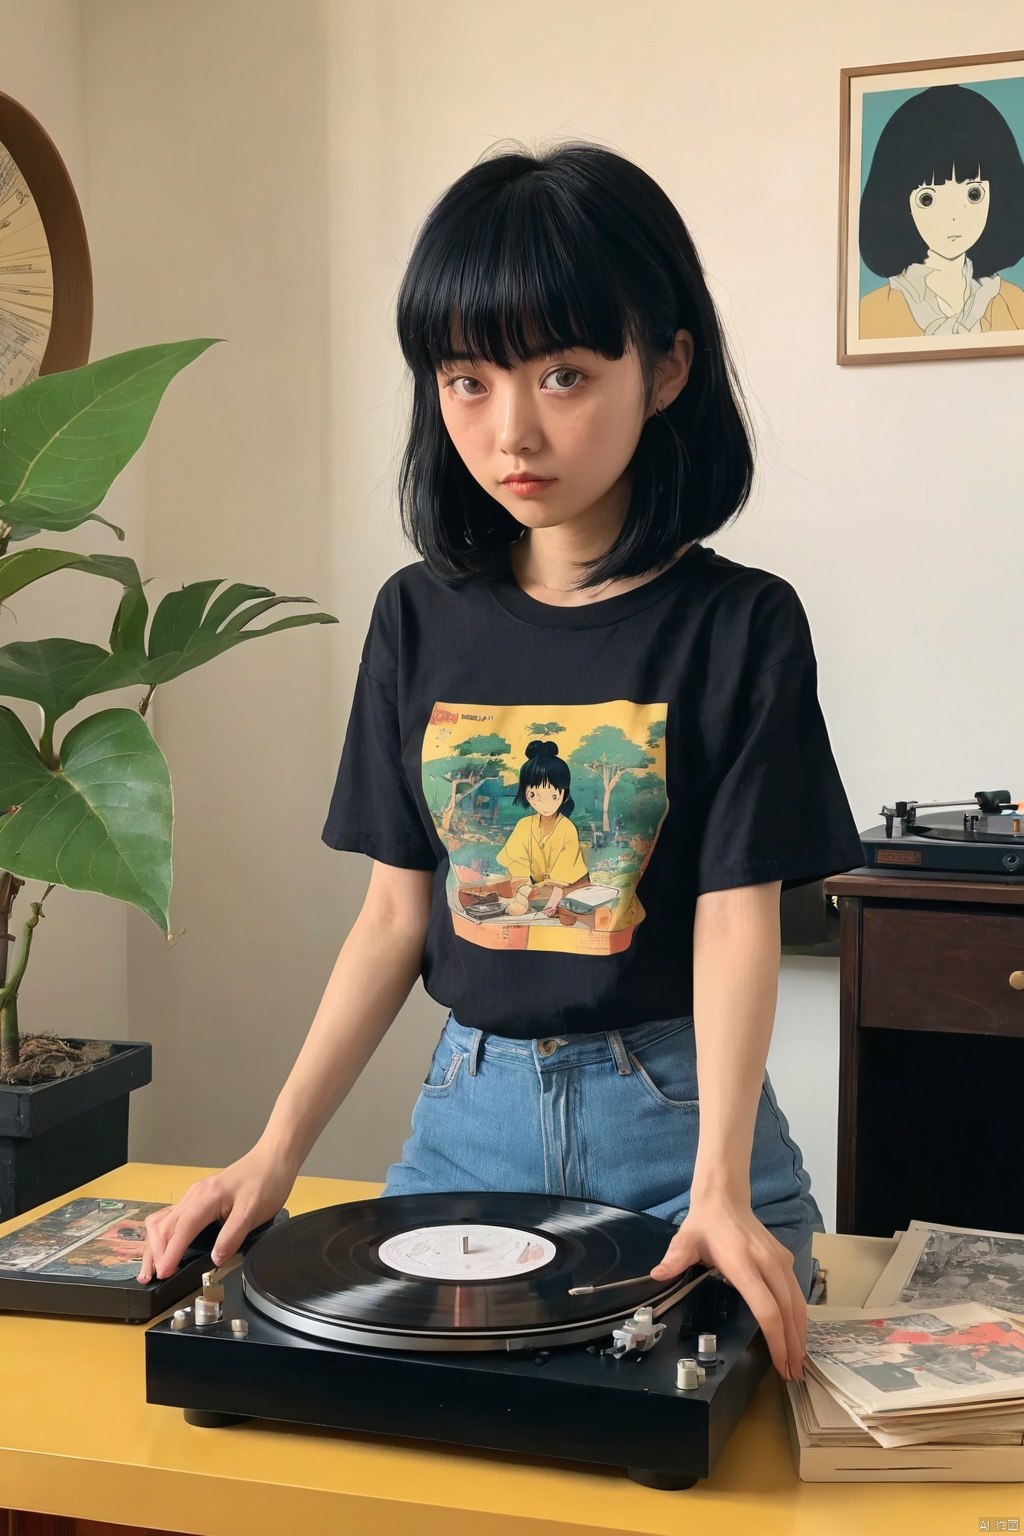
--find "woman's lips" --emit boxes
[502,477,556,496]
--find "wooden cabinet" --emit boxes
[824,872,1024,1239]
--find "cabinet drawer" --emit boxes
[860,907,1024,1036]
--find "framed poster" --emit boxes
[838,50,1024,364]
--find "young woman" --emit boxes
[859,84,1024,338]
[140,142,864,1384]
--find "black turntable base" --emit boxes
[145,1193,813,1490]
[860,790,1024,879]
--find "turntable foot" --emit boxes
[627,1468,698,1490]
[183,1408,249,1428]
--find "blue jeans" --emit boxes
[382,1014,824,1281]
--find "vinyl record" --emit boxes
[242,1192,692,1351]
[912,812,1023,845]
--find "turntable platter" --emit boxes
[241,1192,692,1351]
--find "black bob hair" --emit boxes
[395,142,755,588]
[860,85,1024,280]
[512,740,575,820]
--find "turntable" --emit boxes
[145,1192,813,1490]
[859,789,1024,880]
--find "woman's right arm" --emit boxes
[139,860,432,1281]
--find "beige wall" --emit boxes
[39,0,1022,1224]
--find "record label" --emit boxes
[377,1224,556,1280]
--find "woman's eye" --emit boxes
[967,184,985,203]
[916,189,935,208]
[445,376,485,398]
[542,368,584,392]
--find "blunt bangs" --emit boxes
[396,143,755,587]
[399,168,643,375]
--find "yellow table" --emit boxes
[0,1165,1019,1536]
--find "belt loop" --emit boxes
[607,1029,632,1076]
[468,1028,483,1076]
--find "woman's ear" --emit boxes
[650,329,695,415]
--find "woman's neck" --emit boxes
[509,478,628,603]
[512,497,696,605]
[512,540,696,605]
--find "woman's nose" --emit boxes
[496,384,542,456]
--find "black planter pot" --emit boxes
[0,1038,152,1221]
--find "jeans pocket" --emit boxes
[628,1025,699,1109]
[420,1036,465,1097]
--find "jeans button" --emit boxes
[538,1039,558,1057]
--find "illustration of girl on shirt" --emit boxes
[859,84,1024,339]
[495,740,589,919]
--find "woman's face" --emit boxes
[909,168,990,259]
[525,780,564,816]
[435,338,691,534]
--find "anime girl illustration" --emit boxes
[423,701,669,956]
[495,740,589,918]
[859,84,1024,339]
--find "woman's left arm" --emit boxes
[648,880,808,1382]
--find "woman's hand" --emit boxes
[649,1193,807,1381]
[137,1141,297,1283]
[541,885,564,917]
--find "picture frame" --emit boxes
[838,50,1024,364]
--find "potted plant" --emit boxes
[0,340,336,1219]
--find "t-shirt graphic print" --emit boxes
[422,699,668,956]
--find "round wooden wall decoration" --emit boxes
[0,92,92,397]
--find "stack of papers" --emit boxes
[791,1221,1024,1451]
[801,1301,1024,1447]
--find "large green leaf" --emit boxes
[119,579,338,687]
[0,549,143,605]
[0,340,219,540]
[0,578,335,722]
[0,707,171,930]
[0,640,141,718]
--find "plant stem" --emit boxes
[0,994,18,1076]
[139,684,156,718]
[0,884,55,1075]
[38,711,59,770]
[0,870,24,990]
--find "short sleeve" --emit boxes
[696,650,863,895]
[321,661,438,871]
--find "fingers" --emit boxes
[210,1206,256,1267]
[729,1244,806,1380]
[139,1185,223,1282]
[137,1210,171,1283]
[650,1230,698,1281]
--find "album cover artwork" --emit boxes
[0,1198,162,1282]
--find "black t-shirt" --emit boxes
[322,542,863,1038]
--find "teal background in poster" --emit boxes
[858,76,1024,297]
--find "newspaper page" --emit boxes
[864,1221,1024,1320]
[805,1303,1024,1417]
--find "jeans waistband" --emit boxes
[443,1012,695,1076]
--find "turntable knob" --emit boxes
[675,1359,700,1390]
[1009,971,1024,992]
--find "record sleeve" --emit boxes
[0,1197,287,1320]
